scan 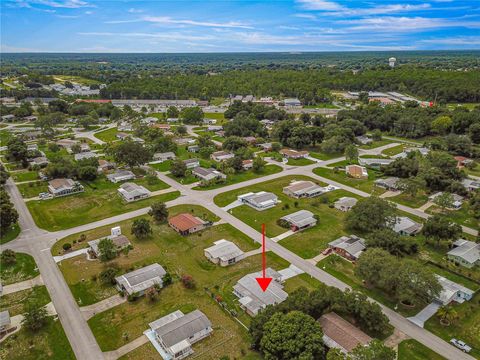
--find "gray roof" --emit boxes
[238,191,278,208]
[283,180,323,196]
[115,263,166,294]
[74,152,97,161]
[0,310,10,328]
[205,240,244,262]
[374,177,400,189]
[153,310,211,348]
[88,235,131,256]
[281,210,317,228]
[329,235,366,259]
[234,268,287,314]
[448,239,480,264]
[392,216,422,234]
[436,275,474,304]
[462,178,480,190]
[358,158,394,166]
[107,170,135,181]
[153,152,175,160]
[119,182,150,196]
[334,197,358,208]
[184,158,199,165]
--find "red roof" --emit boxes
[169,213,204,232]
[454,156,467,162]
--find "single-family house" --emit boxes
[56,139,78,150]
[392,147,430,159]
[116,132,130,140]
[392,216,422,236]
[238,191,278,211]
[1,114,15,122]
[243,136,256,145]
[374,177,400,190]
[345,165,368,179]
[115,263,167,296]
[318,312,372,354]
[48,178,84,197]
[152,124,171,131]
[204,240,245,266]
[29,156,49,167]
[242,159,253,170]
[27,144,38,151]
[153,152,176,162]
[131,136,145,144]
[283,98,301,107]
[203,118,217,125]
[118,123,133,132]
[210,151,234,162]
[280,210,317,232]
[258,143,273,151]
[358,157,394,169]
[0,310,11,334]
[166,117,179,123]
[97,159,116,172]
[184,158,200,169]
[187,145,199,153]
[118,182,151,202]
[279,149,309,159]
[435,275,474,305]
[88,234,131,258]
[355,135,372,145]
[192,167,226,182]
[141,117,158,125]
[74,151,97,161]
[233,268,288,316]
[148,310,212,360]
[207,125,223,132]
[454,156,473,168]
[168,213,208,235]
[334,197,358,212]
[462,178,480,192]
[283,180,324,198]
[429,192,464,210]
[107,170,135,183]
[175,138,195,145]
[447,239,480,269]
[328,235,366,261]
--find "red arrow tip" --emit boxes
[255,277,273,292]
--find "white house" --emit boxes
[107,170,135,183]
[238,191,278,211]
[210,151,234,162]
[118,182,151,202]
[183,158,200,169]
[115,263,167,296]
[192,167,226,182]
[48,178,84,197]
[204,240,245,267]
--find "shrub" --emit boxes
[0,249,16,265]
[181,274,196,289]
[62,243,72,251]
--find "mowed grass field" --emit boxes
[398,340,445,360]
[0,252,39,285]
[27,177,179,231]
[93,127,119,142]
[213,175,362,259]
[313,166,385,195]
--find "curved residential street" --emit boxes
[1,141,477,360]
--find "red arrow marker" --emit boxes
[256,223,272,292]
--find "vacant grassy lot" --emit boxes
[286,157,315,166]
[0,223,20,244]
[427,204,479,230]
[193,164,283,190]
[12,170,39,182]
[381,144,405,156]
[27,177,179,231]
[359,139,395,150]
[313,166,385,195]
[390,190,429,208]
[53,74,100,85]
[309,151,343,160]
[0,285,50,316]
[425,292,480,359]
[0,317,75,360]
[0,252,39,285]
[398,339,445,360]
[17,180,48,198]
[94,127,119,142]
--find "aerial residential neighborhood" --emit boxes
[0,1,480,360]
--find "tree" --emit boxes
[358,92,369,104]
[395,260,441,303]
[0,249,16,265]
[180,106,203,124]
[259,311,324,360]
[469,123,480,144]
[223,136,248,151]
[346,197,396,233]
[70,143,81,154]
[397,177,425,198]
[0,164,9,185]
[145,286,159,302]
[371,129,382,141]
[22,301,48,332]
[252,156,266,173]
[344,144,359,163]
[166,106,179,118]
[355,248,394,288]
[170,159,187,178]
[432,192,454,211]
[366,229,417,256]
[436,305,458,326]
[131,218,152,239]
[77,166,98,181]
[7,138,28,164]
[98,238,117,261]
[0,195,19,232]
[148,201,169,223]
[112,141,151,168]
[431,115,452,135]
[349,340,396,360]
[99,267,118,285]
[422,215,462,247]
[176,125,187,135]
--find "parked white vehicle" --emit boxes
[39,192,53,200]
[450,338,472,353]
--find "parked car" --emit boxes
[322,248,332,256]
[39,192,52,200]
[450,339,472,353]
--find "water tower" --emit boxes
[389,57,397,68]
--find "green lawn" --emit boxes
[0,252,39,285]
[425,292,480,359]
[381,144,406,156]
[427,204,479,230]
[287,157,315,166]
[465,163,480,177]
[358,139,395,150]
[309,151,343,161]
[93,127,119,142]
[0,285,50,316]
[193,164,283,190]
[27,177,180,231]
[313,166,385,195]
[0,223,20,244]
[12,170,39,182]
[53,74,100,86]
[0,316,75,360]
[17,181,48,198]
[390,190,429,208]
[204,112,226,121]
[317,255,429,317]
[133,177,170,191]
[398,340,445,360]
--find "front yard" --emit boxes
[313,166,385,194]
[0,252,39,285]
[398,339,445,360]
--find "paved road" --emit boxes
[2,139,477,360]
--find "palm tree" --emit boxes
[437,305,458,326]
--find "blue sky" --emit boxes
[1,0,480,52]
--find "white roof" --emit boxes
[205,240,244,262]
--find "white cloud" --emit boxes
[17,0,94,8]
[78,31,216,42]
[106,16,253,29]
[297,0,344,11]
[420,36,480,45]
[294,13,317,20]
[297,1,435,16]
[128,8,143,13]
